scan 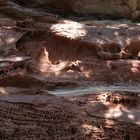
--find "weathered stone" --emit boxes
[0,1,140,139]
[49,20,140,60]
[44,0,140,19]
[1,0,140,19]
[0,90,139,139]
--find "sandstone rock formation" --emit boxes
[0,89,140,139]
[15,0,140,19]
[0,0,140,139]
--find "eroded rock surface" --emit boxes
[11,19,140,83]
[0,89,140,139]
[13,0,140,19]
[0,1,140,139]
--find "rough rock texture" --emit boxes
[0,17,140,85]
[0,89,140,139]
[11,19,140,83]
[0,1,140,139]
[14,0,140,19]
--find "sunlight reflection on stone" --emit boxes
[0,87,8,95]
[128,114,135,120]
[81,124,101,133]
[6,37,16,44]
[106,23,129,29]
[114,31,119,36]
[131,61,140,73]
[0,56,30,62]
[38,60,82,76]
[136,121,140,125]
[82,71,91,78]
[50,20,87,39]
[105,105,123,118]
[131,67,139,73]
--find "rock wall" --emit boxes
[45,0,140,19]
[4,0,140,19]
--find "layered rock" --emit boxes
[1,18,140,85]
[14,0,140,19]
[0,1,140,139]
[0,89,139,139]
